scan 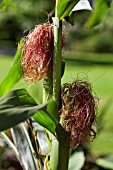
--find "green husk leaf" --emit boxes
[33,100,60,135]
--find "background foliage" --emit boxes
[0,0,55,45]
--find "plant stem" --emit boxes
[57,141,69,170]
[50,124,69,170]
[50,0,70,169]
[53,20,62,106]
[56,124,69,170]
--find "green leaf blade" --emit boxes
[69,151,85,170]
[0,89,59,136]
[86,0,108,27]
[57,0,80,19]
[0,0,12,12]
[0,89,47,131]
[11,124,39,170]
[0,39,24,97]
[96,155,113,170]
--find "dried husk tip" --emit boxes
[60,80,97,148]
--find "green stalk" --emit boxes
[57,140,69,170]
[50,0,70,169]
[50,124,69,170]
[53,19,62,106]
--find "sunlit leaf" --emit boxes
[0,0,12,12]
[11,123,38,170]
[0,39,24,97]
[97,97,112,133]
[69,151,85,170]
[0,89,60,135]
[96,155,113,169]
[86,0,108,27]
[57,0,80,19]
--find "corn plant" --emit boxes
[0,0,97,170]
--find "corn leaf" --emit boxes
[0,39,24,97]
[57,0,80,19]
[95,155,113,170]
[69,151,85,170]
[0,0,12,11]
[11,123,39,170]
[0,89,60,135]
[86,0,108,27]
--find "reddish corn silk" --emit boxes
[60,80,97,148]
[21,23,54,82]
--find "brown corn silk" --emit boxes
[61,80,97,148]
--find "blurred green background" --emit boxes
[0,0,113,169]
